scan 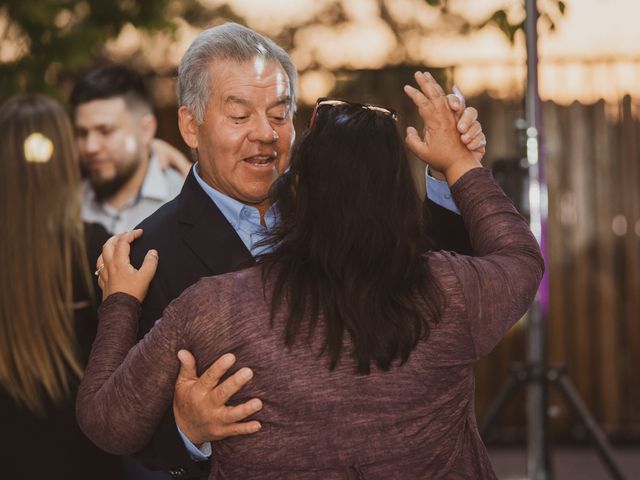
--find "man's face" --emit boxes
[75,97,151,199]
[179,58,295,212]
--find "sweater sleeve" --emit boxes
[76,292,188,455]
[438,167,544,359]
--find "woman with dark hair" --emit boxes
[0,94,123,478]
[77,72,543,479]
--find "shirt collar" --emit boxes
[193,163,250,229]
[139,154,172,202]
[192,163,279,230]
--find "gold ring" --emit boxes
[94,264,104,277]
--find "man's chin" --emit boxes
[91,178,124,201]
[239,191,271,210]
[88,160,141,201]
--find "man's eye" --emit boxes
[231,116,249,122]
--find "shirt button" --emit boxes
[444,194,452,200]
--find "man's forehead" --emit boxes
[75,97,129,122]
[210,57,290,92]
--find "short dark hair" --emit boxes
[259,103,442,374]
[69,65,153,113]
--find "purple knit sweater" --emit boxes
[77,167,544,479]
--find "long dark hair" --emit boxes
[259,103,442,374]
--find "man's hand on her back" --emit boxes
[173,350,263,446]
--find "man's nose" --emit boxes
[248,115,278,143]
[81,132,101,154]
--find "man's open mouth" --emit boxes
[244,154,276,165]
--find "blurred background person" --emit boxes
[0,94,123,479]
[70,65,188,234]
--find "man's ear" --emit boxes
[178,106,198,149]
[140,113,158,144]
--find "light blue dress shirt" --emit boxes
[425,166,461,214]
[193,165,278,256]
[177,163,457,461]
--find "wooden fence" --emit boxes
[471,94,640,441]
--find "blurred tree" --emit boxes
[0,0,565,101]
[0,0,175,99]
[267,0,567,66]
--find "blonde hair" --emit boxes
[0,94,93,414]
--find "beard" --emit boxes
[82,160,141,202]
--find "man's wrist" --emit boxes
[425,167,461,214]
[427,166,446,181]
[177,425,212,461]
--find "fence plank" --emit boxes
[620,95,640,433]
[592,99,621,429]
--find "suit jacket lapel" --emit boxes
[178,171,254,274]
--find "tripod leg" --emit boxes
[480,367,525,437]
[553,371,626,480]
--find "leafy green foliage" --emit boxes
[0,0,567,101]
[469,0,567,44]
[0,0,174,99]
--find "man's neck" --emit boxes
[103,155,150,210]
[194,162,270,225]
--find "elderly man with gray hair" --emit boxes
[119,22,485,479]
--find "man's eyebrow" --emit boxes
[223,95,291,108]
[225,96,250,106]
[269,95,291,109]
[74,122,113,131]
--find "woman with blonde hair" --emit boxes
[0,94,122,479]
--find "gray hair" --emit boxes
[178,23,298,123]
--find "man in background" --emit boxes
[71,66,187,234]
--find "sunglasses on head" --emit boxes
[307,97,398,129]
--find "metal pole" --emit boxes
[524,0,551,478]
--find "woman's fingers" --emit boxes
[466,132,487,152]
[113,229,142,266]
[101,234,118,264]
[461,120,482,144]
[138,250,159,283]
[457,107,478,133]
[96,229,155,303]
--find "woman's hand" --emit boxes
[404,71,482,185]
[95,229,158,303]
[447,86,486,165]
